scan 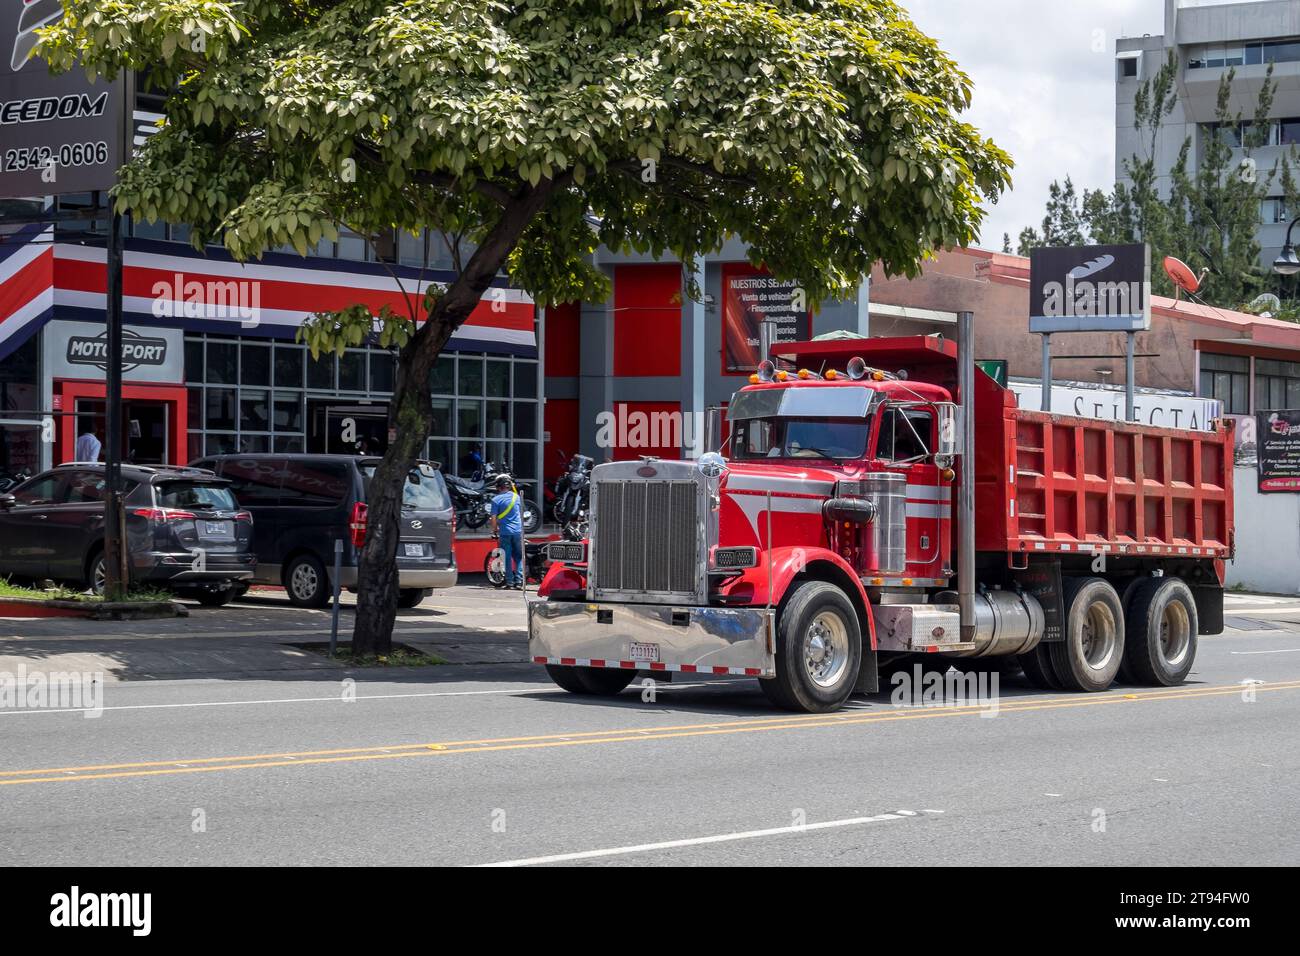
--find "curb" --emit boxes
[0,596,189,620]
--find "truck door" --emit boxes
[874,404,949,581]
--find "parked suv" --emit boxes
[191,454,457,608]
[0,463,256,605]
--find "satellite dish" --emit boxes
[1163,256,1207,303]
[1249,292,1282,316]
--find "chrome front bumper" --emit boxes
[528,600,776,677]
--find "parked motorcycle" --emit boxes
[550,452,593,540]
[446,466,540,534]
[485,540,549,588]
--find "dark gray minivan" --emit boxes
[192,454,456,608]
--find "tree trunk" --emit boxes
[350,176,568,657]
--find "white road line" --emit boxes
[0,680,732,717]
[476,810,939,867]
[1229,648,1300,655]
[1224,606,1300,615]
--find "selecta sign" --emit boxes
[1029,244,1151,334]
[0,0,124,198]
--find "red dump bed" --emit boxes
[972,370,1235,559]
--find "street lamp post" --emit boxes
[1274,216,1300,276]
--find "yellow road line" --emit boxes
[2,680,1296,787]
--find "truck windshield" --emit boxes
[730,417,872,461]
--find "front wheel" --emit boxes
[461,503,489,530]
[761,581,861,712]
[545,664,636,696]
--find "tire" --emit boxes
[397,588,430,609]
[521,502,541,534]
[462,503,489,530]
[544,664,635,697]
[1048,577,1125,692]
[1123,576,1198,686]
[285,553,330,608]
[1018,644,1063,690]
[86,549,107,596]
[484,548,507,587]
[195,589,234,607]
[760,581,861,712]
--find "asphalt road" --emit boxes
[2,589,1299,866]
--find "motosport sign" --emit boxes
[0,0,124,198]
[1029,243,1151,334]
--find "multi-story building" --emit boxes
[1115,0,1300,267]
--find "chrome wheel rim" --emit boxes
[91,557,106,595]
[290,563,319,600]
[1159,600,1191,667]
[1080,600,1118,670]
[803,610,850,688]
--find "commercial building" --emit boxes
[0,216,542,490]
[1115,0,1300,267]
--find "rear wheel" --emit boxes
[484,549,507,587]
[1049,577,1125,692]
[195,589,234,607]
[285,553,330,608]
[462,502,489,530]
[1123,577,1197,686]
[1018,644,1062,690]
[761,581,861,712]
[397,588,430,609]
[86,549,107,596]
[521,502,541,534]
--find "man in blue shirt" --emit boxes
[489,474,524,588]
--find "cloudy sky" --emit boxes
[904,0,1166,251]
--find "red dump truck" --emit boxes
[531,318,1234,712]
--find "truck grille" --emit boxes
[591,479,699,598]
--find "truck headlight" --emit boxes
[713,546,759,570]
[545,541,587,563]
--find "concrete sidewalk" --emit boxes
[0,581,530,682]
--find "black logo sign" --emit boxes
[1029,244,1150,333]
[66,329,168,373]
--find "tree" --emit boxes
[41,0,1010,654]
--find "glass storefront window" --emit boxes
[207,342,237,384]
[431,398,452,436]
[514,403,537,440]
[460,357,484,396]
[307,352,334,390]
[274,345,303,388]
[513,361,537,398]
[274,393,303,432]
[187,388,202,429]
[185,340,203,382]
[370,352,395,393]
[458,400,483,438]
[240,390,270,431]
[241,344,270,386]
[486,400,509,441]
[205,388,237,430]
[486,360,510,397]
[339,351,366,391]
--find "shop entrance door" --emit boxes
[74,399,169,464]
[307,400,390,455]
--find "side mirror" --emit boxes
[934,402,961,467]
[0,494,15,509]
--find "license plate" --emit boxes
[628,642,660,663]
[404,543,423,557]
[204,521,230,535]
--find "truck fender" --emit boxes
[766,546,876,651]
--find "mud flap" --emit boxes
[853,646,878,695]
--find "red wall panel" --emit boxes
[543,398,581,482]
[610,401,682,461]
[544,301,581,378]
[613,264,681,377]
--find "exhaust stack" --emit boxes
[957,311,976,644]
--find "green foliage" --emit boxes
[40,0,1011,352]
